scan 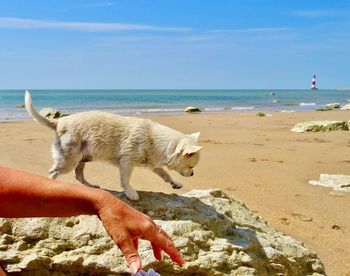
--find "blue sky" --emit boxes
[0,0,349,89]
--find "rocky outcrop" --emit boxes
[0,189,325,275]
[39,107,68,119]
[184,106,202,113]
[309,174,350,192]
[291,120,349,132]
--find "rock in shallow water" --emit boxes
[0,189,325,275]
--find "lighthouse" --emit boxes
[311,74,318,90]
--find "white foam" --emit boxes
[231,106,255,110]
[204,107,225,111]
[140,108,184,113]
[300,102,316,106]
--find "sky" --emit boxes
[0,0,349,89]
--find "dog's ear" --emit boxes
[190,132,200,142]
[182,145,203,157]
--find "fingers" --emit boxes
[117,234,142,273]
[151,242,163,261]
[133,237,139,251]
[144,224,184,266]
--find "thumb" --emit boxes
[118,237,142,273]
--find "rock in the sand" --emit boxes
[340,103,350,110]
[309,174,350,192]
[184,106,202,113]
[0,189,325,275]
[39,107,68,119]
[256,112,266,117]
[325,102,340,109]
[291,120,349,132]
[316,107,332,112]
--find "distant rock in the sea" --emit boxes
[39,107,69,119]
[15,103,25,108]
[0,189,325,275]
[267,91,275,96]
[272,99,280,104]
[325,102,341,109]
[291,121,349,132]
[309,174,350,192]
[184,106,202,113]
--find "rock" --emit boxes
[316,107,332,112]
[272,99,280,104]
[340,103,350,110]
[291,120,349,132]
[256,112,266,117]
[325,103,340,109]
[309,174,350,192]
[15,103,25,108]
[0,189,325,275]
[184,106,202,113]
[267,92,275,96]
[39,107,68,119]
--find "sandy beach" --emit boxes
[1,110,350,276]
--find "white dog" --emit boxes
[25,91,202,200]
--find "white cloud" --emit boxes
[292,10,350,18]
[0,17,190,32]
[83,2,116,8]
[210,27,289,33]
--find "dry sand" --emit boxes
[1,111,350,275]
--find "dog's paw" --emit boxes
[124,187,139,200]
[171,180,183,189]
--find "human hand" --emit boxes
[96,190,184,273]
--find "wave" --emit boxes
[299,102,316,106]
[139,108,184,113]
[231,106,255,110]
[204,107,225,111]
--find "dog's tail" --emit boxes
[25,90,57,130]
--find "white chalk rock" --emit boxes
[309,174,350,192]
[0,189,325,275]
[340,103,350,110]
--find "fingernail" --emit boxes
[130,261,139,274]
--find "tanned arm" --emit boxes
[0,166,183,273]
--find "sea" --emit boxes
[1,89,350,121]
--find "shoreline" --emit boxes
[1,88,349,121]
[0,106,341,122]
[1,111,350,275]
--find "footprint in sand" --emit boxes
[331,224,341,230]
[291,212,313,222]
[279,217,290,225]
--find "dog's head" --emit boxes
[167,132,202,177]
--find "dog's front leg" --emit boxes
[153,168,183,189]
[119,157,139,200]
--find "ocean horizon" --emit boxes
[1,89,350,121]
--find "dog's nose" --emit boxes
[190,171,194,176]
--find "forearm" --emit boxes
[0,166,103,218]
